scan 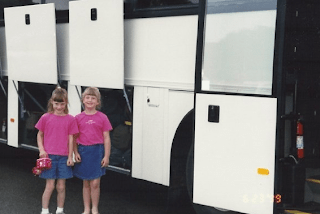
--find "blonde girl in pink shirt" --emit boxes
[35,87,79,214]
[73,87,112,214]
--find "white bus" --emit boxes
[0,0,320,213]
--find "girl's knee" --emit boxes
[56,184,65,193]
[90,179,100,190]
[56,180,66,193]
[45,180,55,192]
[83,180,90,189]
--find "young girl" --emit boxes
[73,87,112,214]
[36,87,79,214]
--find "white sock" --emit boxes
[41,208,49,214]
[56,207,64,213]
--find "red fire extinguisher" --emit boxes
[296,120,304,159]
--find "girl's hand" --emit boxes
[101,156,109,168]
[39,150,47,158]
[74,152,81,163]
[67,157,74,166]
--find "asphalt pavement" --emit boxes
[0,143,170,214]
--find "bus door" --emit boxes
[69,0,124,90]
[193,0,281,213]
[4,4,58,148]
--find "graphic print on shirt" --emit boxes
[86,120,96,125]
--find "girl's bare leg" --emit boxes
[90,178,101,214]
[83,180,91,214]
[42,179,55,209]
[56,179,66,209]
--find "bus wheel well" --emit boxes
[167,109,238,214]
[167,109,195,213]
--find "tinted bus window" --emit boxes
[1,0,199,24]
[136,0,199,9]
[0,0,37,20]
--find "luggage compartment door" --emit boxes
[194,94,277,214]
[69,0,124,89]
[4,4,58,84]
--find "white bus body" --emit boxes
[2,1,320,214]
[0,2,197,188]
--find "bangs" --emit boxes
[53,97,65,102]
[86,91,98,97]
[83,88,100,99]
[47,87,69,114]
[52,93,67,103]
[81,87,101,109]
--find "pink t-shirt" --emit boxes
[35,113,79,156]
[75,111,113,146]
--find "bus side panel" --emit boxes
[132,86,168,185]
[194,94,277,214]
[132,87,193,186]
[7,79,18,147]
[124,16,197,90]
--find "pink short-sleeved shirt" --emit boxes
[75,111,113,146]
[35,113,79,156]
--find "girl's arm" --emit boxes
[73,134,81,162]
[101,131,111,167]
[67,135,74,166]
[37,130,47,158]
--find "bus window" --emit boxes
[0,77,7,141]
[201,1,277,95]
[136,0,198,9]
[18,82,67,149]
[44,0,73,10]
[0,0,199,25]
[0,0,36,21]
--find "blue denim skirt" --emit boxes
[40,155,73,179]
[73,144,106,180]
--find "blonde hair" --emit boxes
[81,87,101,109]
[47,87,69,114]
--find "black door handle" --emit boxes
[91,8,97,21]
[208,105,219,123]
[25,14,30,25]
